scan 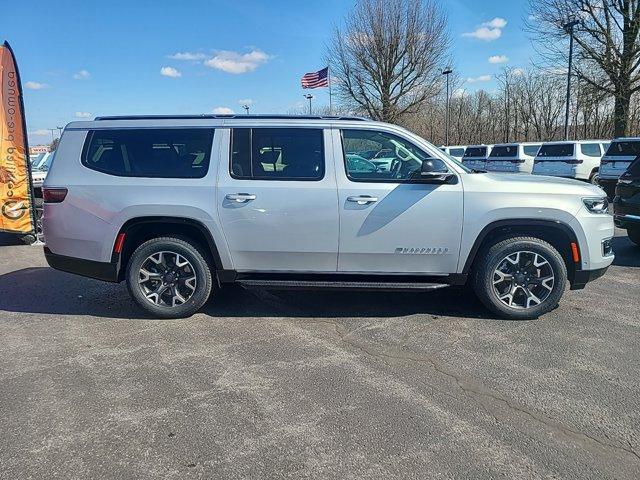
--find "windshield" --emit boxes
[489,145,518,157]
[537,144,574,157]
[605,140,640,157]
[463,146,487,158]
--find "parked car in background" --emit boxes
[42,114,613,320]
[532,140,606,183]
[613,156,640,246]
[30,151,55,197]
[599,138,640,198]
[440,145,466,159]
[462,145,492,170]
[485,142,541,174]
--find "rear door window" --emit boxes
[449,148,465,157]
[580,143,602,157]
[82,128,214,178]
[537,144,574,157]
[463,147,487,158]
[523,145,541,156]
[605,141,640,157]
[230,128,324,181]
[489,145,518,157]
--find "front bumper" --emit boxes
[44,247,120,282]
[570,266,609,290]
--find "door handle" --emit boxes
[225,193,256,203]
[347,195,379,205]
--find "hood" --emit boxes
[475,172,606,196]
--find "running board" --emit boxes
[236,279,450,291]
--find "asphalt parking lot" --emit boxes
[0,230,639,479]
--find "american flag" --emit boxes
[301,67,329,89]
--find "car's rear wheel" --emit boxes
[473,236,567,320]
[126,237,213,318]
[589,170,600,185]
[628,228,640,247]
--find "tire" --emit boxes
[472,236,567,320]
[589,170,600,185]
[628,228,640,247]
[126,236,213,318]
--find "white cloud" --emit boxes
[73,70,91,80]
[238,98,254,105]
[29,129,50,136]
[75,111,92,118]
[25,81,48,90]
[463,17,507,41]
[512,68,525,76]
[488,55,509,64]
[204,49,270,74]
[160,66,182,78]
[463,27,502,41]
[212,107,234,114]
[467,75,492,83]
[482,17,507,29]
[452,88,467,99]
[167,52,207,61]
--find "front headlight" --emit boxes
[583,197,609,214]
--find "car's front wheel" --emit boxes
[473,236,567,320]
[126,236,213,318]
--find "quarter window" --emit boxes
[581,143,602,157]
[523,145,541,156]
[230,128,324,180]
[342,129,447,182]
[82,128,213,178]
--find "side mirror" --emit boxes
[420,159,455,183]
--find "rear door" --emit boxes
[601,140,640,179]
[217,127,339,272]
[533,143,575,176]
[335,128,463,274]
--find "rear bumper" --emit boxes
[44,247,120,282]
[570,266,609,290]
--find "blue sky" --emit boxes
[2,0,535,145]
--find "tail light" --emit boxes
[42,187,68,203]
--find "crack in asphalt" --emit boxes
[246,289,640,465]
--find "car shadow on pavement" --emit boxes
[0,267,495,321]
[611,236,640,267]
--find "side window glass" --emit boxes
[342,129,447,182]
[82,129,213,178]
[230,128,324,181]
[523,146,540,156]
[581,143,602,157]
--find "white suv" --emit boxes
[485,143,541,174]
[532,140,607,183]
[42,115,614,319]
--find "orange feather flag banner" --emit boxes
[0,41,35,234]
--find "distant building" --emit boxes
[29,145,49,154]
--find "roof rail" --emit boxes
[93,114,370,121]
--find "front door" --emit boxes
[217,127,338,272]
[335,128,463,274]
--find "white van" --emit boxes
[485,143,541,174]
[440,145,466,159]
[598,138,640,196]
[462,145,492,170]
[532,140,606,183]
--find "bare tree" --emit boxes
[526,0,640,137]
[326,0,450,123]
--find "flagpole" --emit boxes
[328,66,333,115]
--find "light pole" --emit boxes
[49,128,56,142]
[303,94,314,115]
[563,19,580,141]
[242,105,250,115]
[442,68,452,146]
[56,126,64,138]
